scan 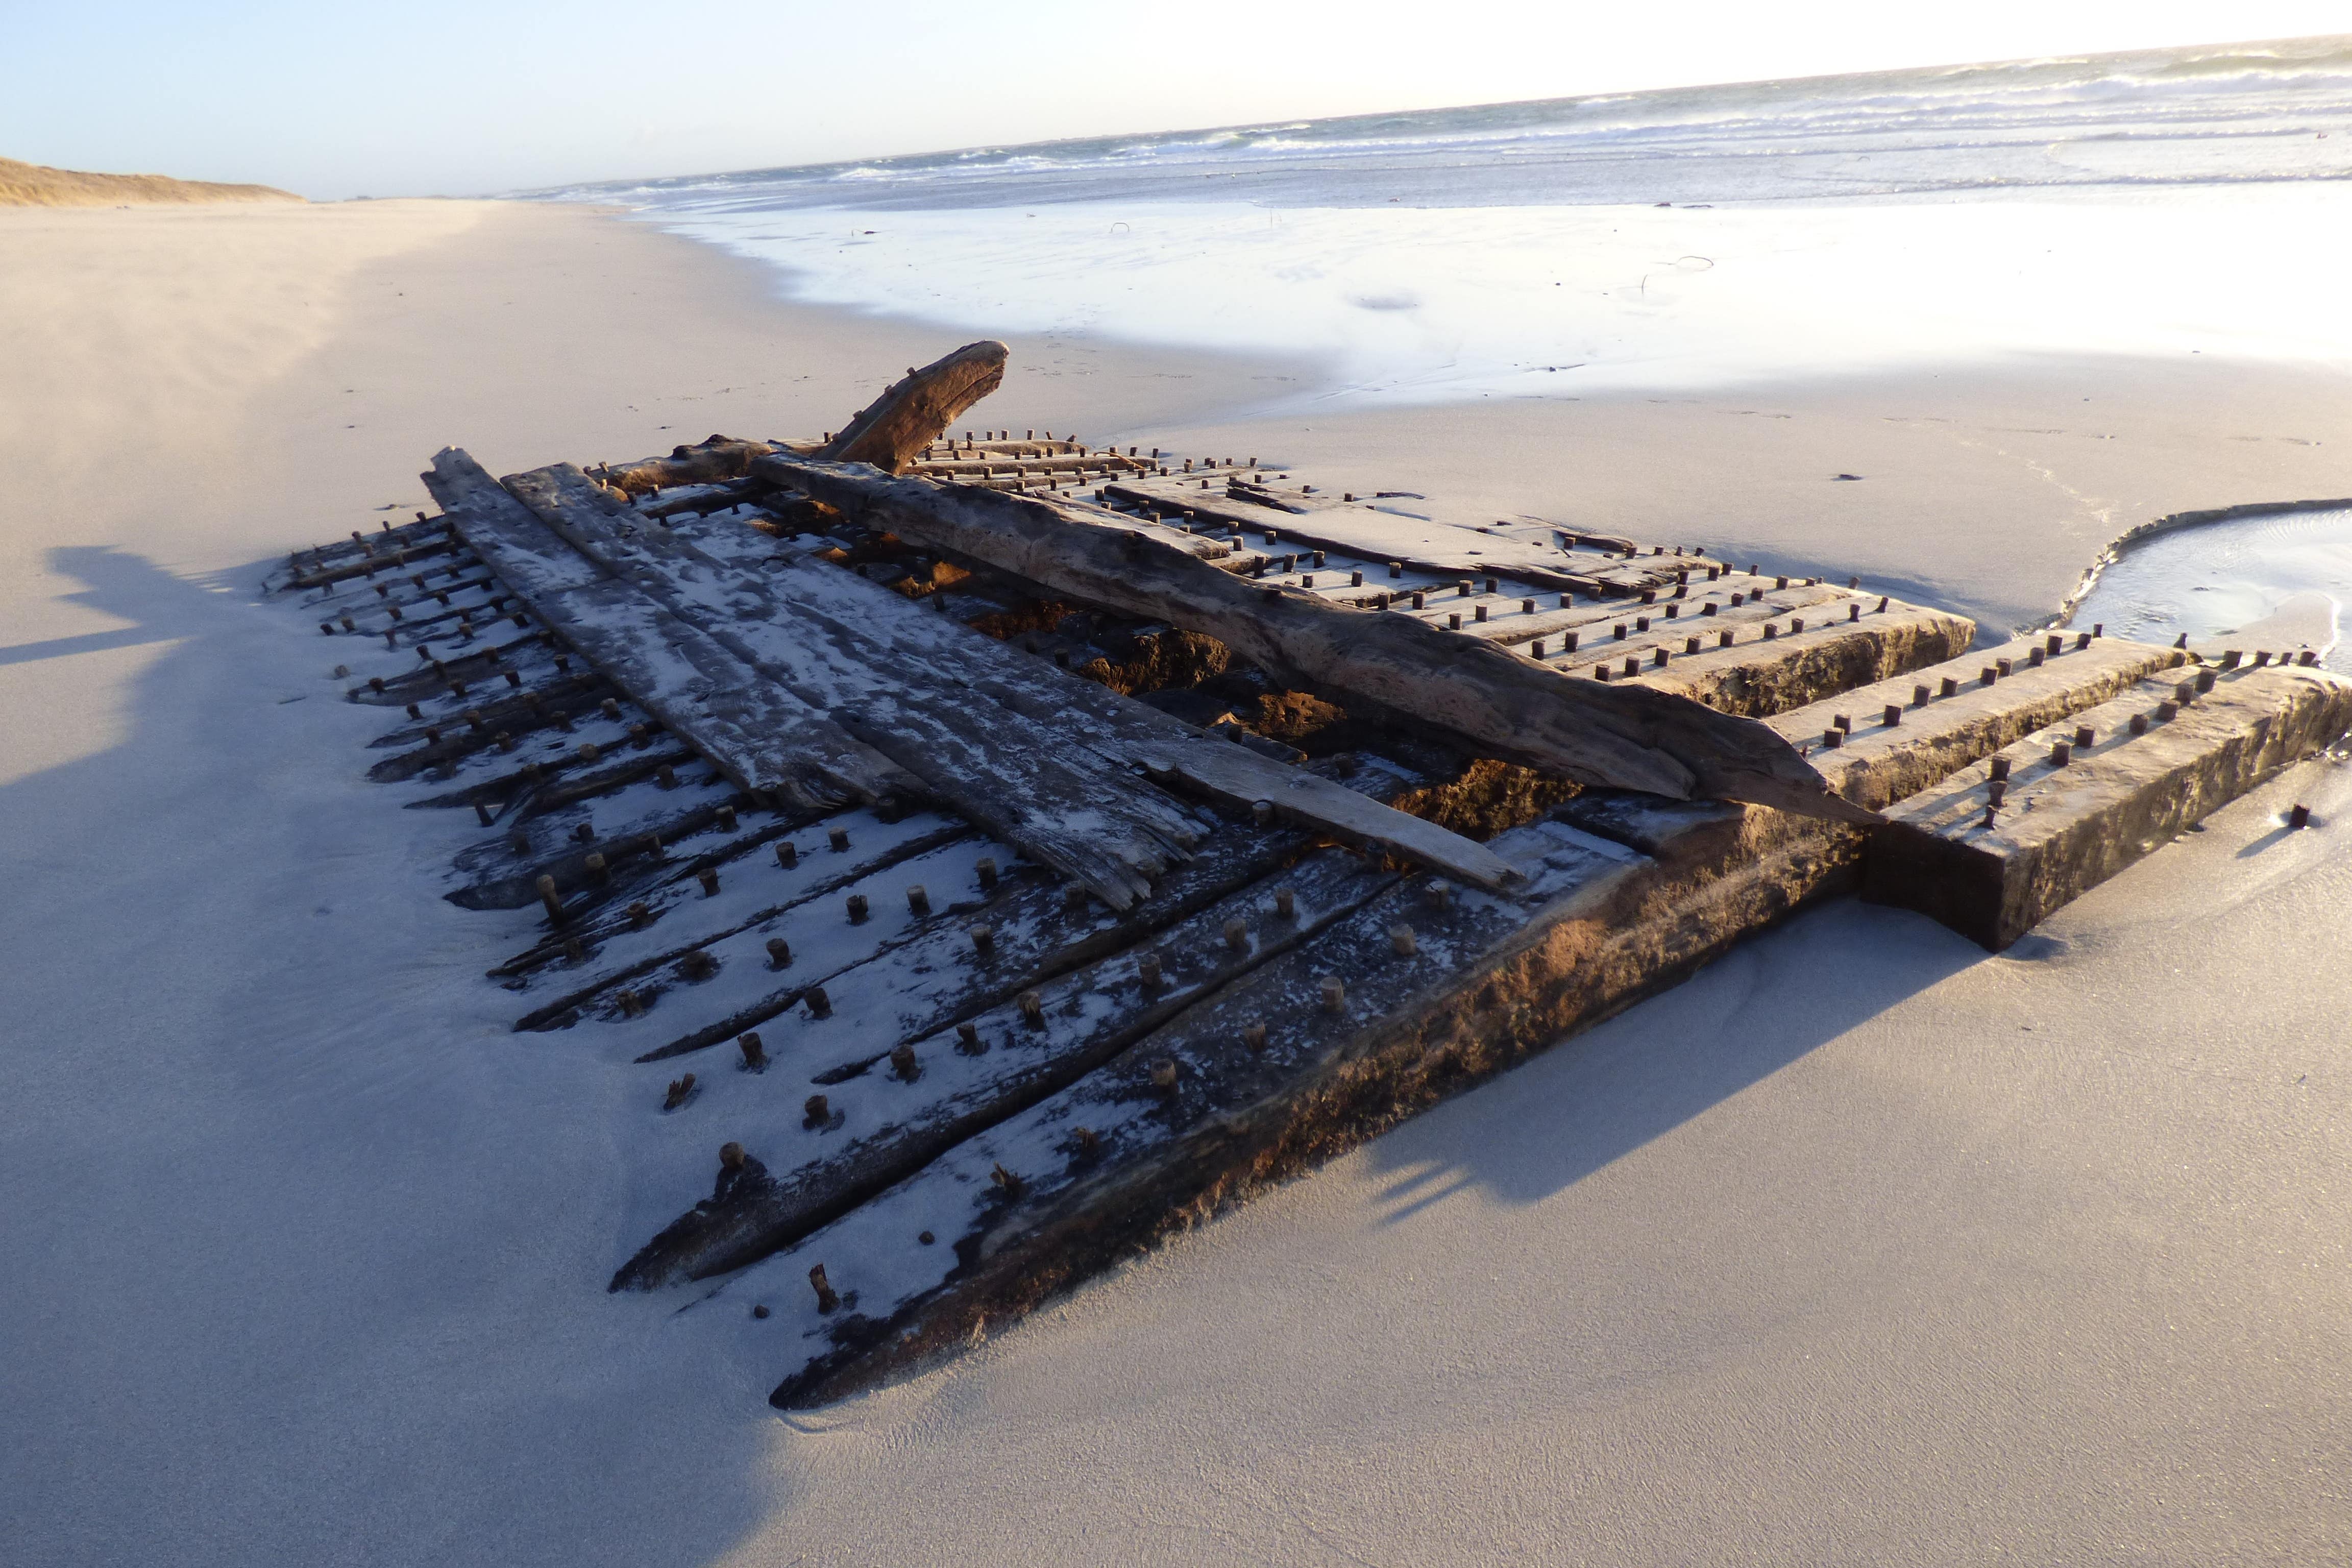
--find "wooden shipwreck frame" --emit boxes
[271,342,2352,1407]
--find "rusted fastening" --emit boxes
[990,1163,1026,1197]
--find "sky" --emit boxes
[5,1,2349,199]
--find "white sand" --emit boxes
[3,200,2346,1565]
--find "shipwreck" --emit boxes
[271,341,2352,1406]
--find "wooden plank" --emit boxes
[1615,599,1976,717]
[611,849,1395,1288]
[501,463,1207,910]
[654,507,1523,892]
[427,449,920,814]
[1110,474,1685,597]
[1771,632,2189,810]
[753,456,1876,823]
[1864,664,2352,948]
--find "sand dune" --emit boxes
[0,155,300,207]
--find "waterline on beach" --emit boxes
[641,185,2352,407]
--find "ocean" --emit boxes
[532,37,2352,402]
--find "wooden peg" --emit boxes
[738,1032,766,1069]
[971,925,995,959]
[1320,976,1345,1013]
[891,1043,919,1081]
[1018,989,1045,1027]
[1241,1023,1267,1052]
[805,986,831,1019]
[829,826,850,852]
[1223,918,1250,953]
[803,1094,829,1127]
[1150,1059,1180,1096]
[1274,888,1295,918]
[536,874,564,923]
[906,885,930,917]
[1390,924,1416,957]
[766,937,791,969]
[846,894,869,924]
[808,1265,840,1314]
[975,854,997,889]
[663,1073,695,1111]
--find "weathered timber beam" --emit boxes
[713,526,1521,890]
[502,463,1204,909]
[600,437,783,499]
[427,449,917,813]
[753,456,1874,823]
[817,340,1009,475]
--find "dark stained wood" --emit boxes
[754,456,1877,822]
[817,340,1009,475]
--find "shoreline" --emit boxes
[5,197,2350,1566]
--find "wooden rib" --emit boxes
[611,849,1393,1289]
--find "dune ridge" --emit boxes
[0,155,300,207]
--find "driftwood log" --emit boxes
[753,457,1874,822]
[816,340,1009,474]
[592,339,1009,497]
[599,437,782,499]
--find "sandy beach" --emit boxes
[4,198,2348,1564]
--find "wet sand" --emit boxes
[3,198,2346,1566]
